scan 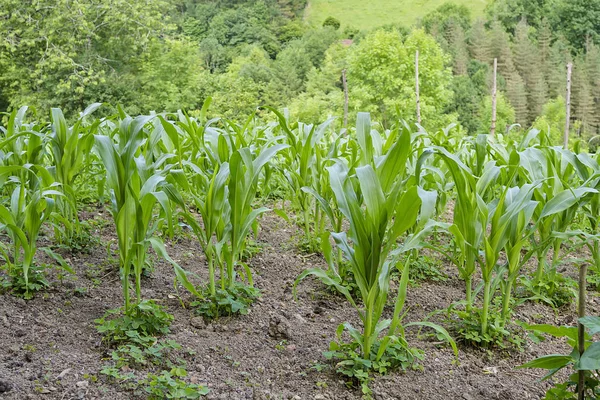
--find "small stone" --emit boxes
[314,395,326,400]
[293,313,306,324]
[0,379,11,393]
[268,313,291,339]
[190,317,207,329]
[76,381,89,388]
[286,344,296,352]
[56,369,71,379]
[462,394,473,400]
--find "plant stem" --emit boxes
[303,207,310,240]
[534,247,548,284]
[481,279,491,336]
[465,276,472,312]
[207,250,216,297]
[363,303,373,359]
[226,250,235,289]
[501,279,513,328]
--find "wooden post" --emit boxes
[490,58,497,137]
[578,262,588,400]
[564,62,572,149]
[415,50,421,125]
[342,68,349,130]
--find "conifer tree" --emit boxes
[584,42,600,134]
[448,23,469,75]
[506,71,528,126]
[468,19,491,63]
[488,20,516,78]
[513,19,547,124]
[572,58,594,138]
[538,18,552,81]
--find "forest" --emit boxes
[1,0,600,145]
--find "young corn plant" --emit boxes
[519,147,588,307]
[297,114,455,393]
[0,165,68,298]
[0,107,46,190]
[519,230,600,400]
[434,147,495,313]
[482,184,537,332]
[222,143,288,289]
[94,115,192,345]
[171,121,288,319]
[272,109,335,251]
[48,105,101,249]
[499,186,538,327]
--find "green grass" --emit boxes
[305,0,489,31]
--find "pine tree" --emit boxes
[488,20,516,78]
[572,57,594,138]
[468,19,490,64]
[505,71,528,126]
[538,18,552,82]
[513,18,547,124]
[546,36,571,99]
[448,22,469,75]
[585,42,600,135]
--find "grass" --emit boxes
[304,0,489,31]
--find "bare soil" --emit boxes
[0,209,596,400]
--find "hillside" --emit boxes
[305,0,489,30]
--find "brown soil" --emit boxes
[0,209,594,400]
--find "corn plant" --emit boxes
[174,160,229,298]
[94,115,185,314]
[272,109,335,249]
[519,147,594,306]
[222,143,288,288]
[0,107,46,190]
[169,116,287,317]
[0,165,67,298]
[435,147,496,312]
[519,231,600,399]
[48,105,101,247]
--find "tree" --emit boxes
[0,0,172,113]
[468,19,490,63]
[556,0,600,50]
[347,29,453,128]
[505,72,528,126]
[479,92,516,134]
[513,19,547,124]
[488,20,516,78]
[546,36,571,99]
[586,42,600,134]
[532,96,566,145]
[485,0,552,33]
[323,17,341,30]
[446,60,490,134]
[136,39,212,113]
[421,2,472,44]
[572,58,595,138]
[448,23,470,75]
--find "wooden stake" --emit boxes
[415,50,421,125]
[342,68,349,130]
[490,58,497,137]
[564,62,572,149]
[578,261,588,400]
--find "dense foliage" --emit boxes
[2,0,600,145]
